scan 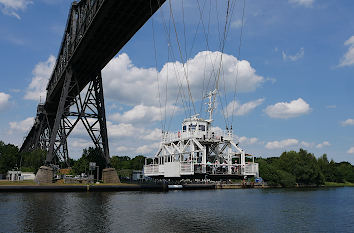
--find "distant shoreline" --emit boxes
[0,181,353,192]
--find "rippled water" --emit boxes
[0,187,353,232]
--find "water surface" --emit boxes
[0,187,353,232]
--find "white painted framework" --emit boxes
[144,90,259,179]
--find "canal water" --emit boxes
[0,187,353,233]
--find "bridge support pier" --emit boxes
[40,70,112,168]
[35,166,54,184]
[102,168,120,184]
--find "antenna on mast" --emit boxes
[205,89,218,122]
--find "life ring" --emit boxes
[178,131,181,137]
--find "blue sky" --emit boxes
[0,0,353,163]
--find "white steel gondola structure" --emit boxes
[144,89,259,180]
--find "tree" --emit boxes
[20,149,46,172]
[72,147,107,179]
[0,141,20,174]
[278,149,324,185]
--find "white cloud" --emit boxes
[0,0,32,19]
[347,147,354,154]
[265,139,299,149]
[102,51,264,107]
[24,55,56,101]
[289,0,314,7]
[70,138,94,149]
[136,142,160,154]
[226,98,264,116]
[8,117,34,134]
[339,36,354,67]
[140,128,162,141]
[0,92,10,112]
[116,146,135,154]
[300,141,314,148]
[238,136,259,145]
[282,48,304,61]
[341,118,354,126]
[110,104,178,124]
[316,141,331,149]
[265,98,311,119]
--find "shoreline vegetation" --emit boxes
[1,141,354,188]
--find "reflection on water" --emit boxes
[0,188,353,232]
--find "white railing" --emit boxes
[180,162,193,174]
[244,163,259,175]
[144,162,259,177]
[143,164,159,176]
[162,130,234,143]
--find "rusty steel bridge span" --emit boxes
[20,0,165,166]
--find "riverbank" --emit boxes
[0,183,167,192]
[1,180,353,192]
[325,182,354,187]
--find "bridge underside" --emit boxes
[20,0,166,166]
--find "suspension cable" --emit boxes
[150,0,164,131]
[158,0,189,119]
[169,0,196,116]
[231,0,246,128]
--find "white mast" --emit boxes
[205,89,218,122]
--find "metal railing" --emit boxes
[162,130,234,143]
[180,161,193,174]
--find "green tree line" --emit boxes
[257,149,354,187]
[1,141,353,186]
[0,141,45,174]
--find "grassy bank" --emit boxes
[325,182,354,187]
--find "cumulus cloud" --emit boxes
[348,147,354,154]
[136,142,160,154]
[265,139,299,149]
[70,138,94,149]
[288,0,314,7]
[24,55,56,101]
[339,36,354,67]
[238,136,259,145]
[341,118,354,126]
[226,98,264,116]
[300,141,314,148]
[67,120,162,156]
[0,92,11,112]
[316,141,331,149]
[110,104,178,124]
[8,117,34,134]
[102,51,264,107]
[265,98,311,119]
[282,48,304,61]
[0,0,32,19]
[115,146,135,154]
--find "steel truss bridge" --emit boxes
[20,0,165,166]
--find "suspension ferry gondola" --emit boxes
[143,89,259,180]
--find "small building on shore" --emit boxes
[132,170,144,181]
[6,171,35,181]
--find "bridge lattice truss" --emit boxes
[20,0,165,165]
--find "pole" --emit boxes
[96,166,99,182]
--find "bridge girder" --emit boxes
[20,0,166,166]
